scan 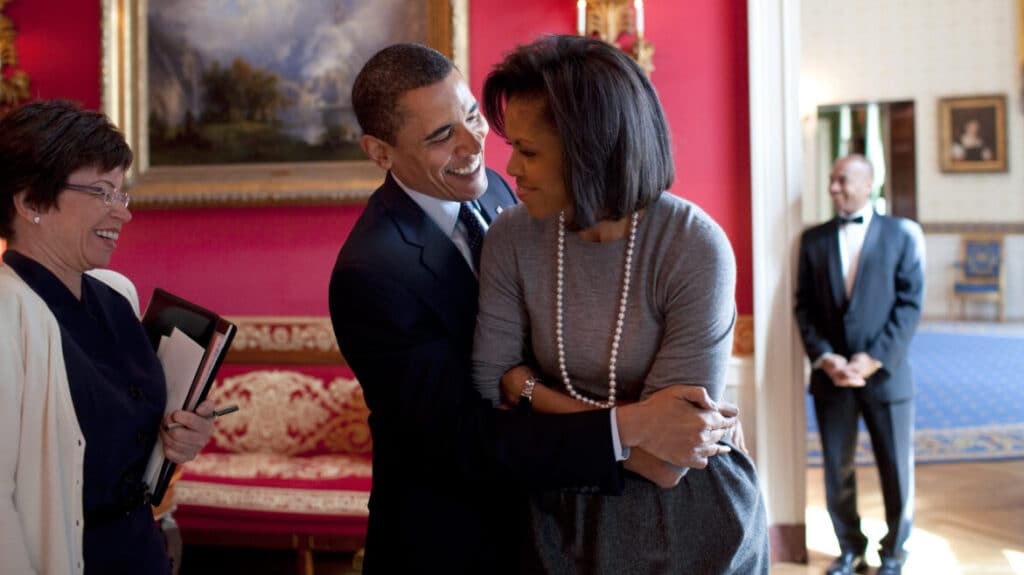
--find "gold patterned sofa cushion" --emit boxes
[202,370,371,457]
[174,369,371,528]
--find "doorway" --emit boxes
[812,101,917,222]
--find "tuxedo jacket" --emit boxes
[328,170,621,574]
[794,213,925,404]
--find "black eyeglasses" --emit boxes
[64,182,130,209]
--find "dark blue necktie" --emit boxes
[458,202,486,271]
[839,215,864,225]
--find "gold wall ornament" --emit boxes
[0,0,31,113]
[576,0,654,75]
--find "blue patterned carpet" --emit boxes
[807,323,1024,465]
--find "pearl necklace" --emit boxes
[556,210,639,408]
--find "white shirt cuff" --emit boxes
[812,352,836,369]
[609,407,630,461]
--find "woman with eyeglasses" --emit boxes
[0,100,216,574]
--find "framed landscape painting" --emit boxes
[102,0,468,207]
[938,95,1007,173]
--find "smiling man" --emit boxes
[328,43,740,574]
[795,155,925,575]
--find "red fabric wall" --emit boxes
[5,0,101,110]
[5,0,751,314]
[113,206,362,315]
[471,1,752,313]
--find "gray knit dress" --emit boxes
[472,192,769,574]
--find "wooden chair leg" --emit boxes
[159,516,183,575]
[296,547,314,575]
[352,548,365,572]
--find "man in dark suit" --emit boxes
[795,155,925,575]
[329,43,739,574]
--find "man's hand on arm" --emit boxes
[623,447,689,488]
[615,385,735,469]
[729,417,749,454]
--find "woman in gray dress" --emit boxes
[472,36,769,574]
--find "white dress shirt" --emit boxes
[838,205,874,298]
[394,175,488,274]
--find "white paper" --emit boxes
[142,327,205,492]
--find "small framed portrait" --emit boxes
[938,95,1008,173]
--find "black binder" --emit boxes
[140,288,237,506]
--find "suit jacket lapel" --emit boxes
[475,189,507,225]
[825,219,846,310]
[378,174,479,335]
[847,213,882,308]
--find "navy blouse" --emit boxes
[4,250,172,575]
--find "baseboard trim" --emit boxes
[769,523,807,564]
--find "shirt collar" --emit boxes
[839,204,874,226]
[2,249,82,311]
[393,173,461,238]
[852,204,874,226]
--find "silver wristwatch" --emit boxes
[518,375,540,414]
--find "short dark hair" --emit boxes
[352,43,454,145]
[0,100,132,240]
[483,35,673,230]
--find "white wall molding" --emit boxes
[748,0,808,560]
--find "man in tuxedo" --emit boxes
[328,43,740,574]
[795,155,924,575]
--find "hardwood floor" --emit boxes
[774,459,1024,574]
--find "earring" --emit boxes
[32,216,41,224]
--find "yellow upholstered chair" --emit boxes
[949,234,1005,321]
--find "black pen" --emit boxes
[164,404,239,431]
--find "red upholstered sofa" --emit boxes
[168,318,370,574]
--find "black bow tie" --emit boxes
[838,215,864,225]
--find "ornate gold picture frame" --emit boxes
[101,0,468,208]
[938,95,1008,173]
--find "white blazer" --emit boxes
[0,264,140,575]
